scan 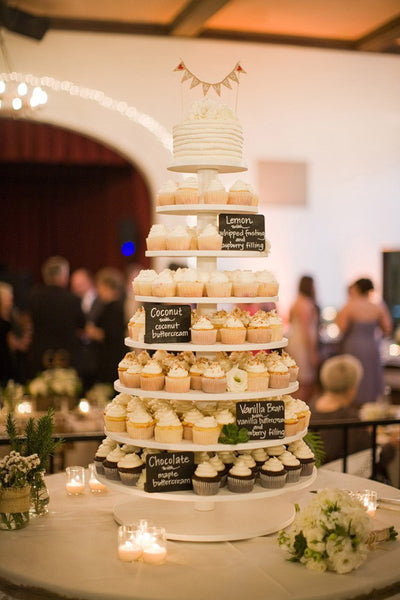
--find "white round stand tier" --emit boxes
[124,336,288,352]
[134,295,278,304]
[145,249,269,258]
[114,379,299,401]
[104,426,307,452]
[156,204,259,215]
[97,470,317,541]
[168,161,247,174]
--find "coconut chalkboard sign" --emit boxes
[145,452,195,493]
[218,213,265,252]
[236,400,285,440]
[144,303,191,344]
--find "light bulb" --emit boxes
[12,97,22,110]
[18,82,28,96]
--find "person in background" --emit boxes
[286,275,320,404]
[85,267,126,385]
[28,256,85,376]
[336,277,392,407]
[0,282,31,385]
[310,354,371,464]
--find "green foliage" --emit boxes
[304,431,326,467]
[218,423,249,445]
[389,526,398,541]
[6,409,63,473]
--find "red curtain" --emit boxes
[0,118,151,303]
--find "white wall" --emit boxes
[4,30,400,315]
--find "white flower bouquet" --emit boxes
[278,488,380,574]
[0,451,40,530]
[28,368,82,399]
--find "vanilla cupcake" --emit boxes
[175,176,198,204]
[192,416,220,445]
[166,225,191,251]
[189,359,209,390]
[244,359,270,392]
[232,271,259,297]
[165,363,191,393]
[214,409,235,431]
[255,270,279,297]
[278,451,302,483]
[146,224,168,251]
[140,359,165,391]
[156,179,177,206]
[203,177,228,204]
[127,307,146,342]
[118,352,137,385]
[154,411,183,443]
[227,461,255,493]
[117,453,144,486]
[104,402,126,432]
[192,462,220,496]
[201,362,227,394]
[205,272,232,298]
[228,180,254,206]
[126,409,155,440]
[182,408,204,440]
[197,224,223,251]
[191,316,217,345]
[208,310,227,341]
[220,314,247,345]
[246,311,272,344]
[123,361,142,388]
[175,268,203,297]
[132,269,157,296]
[266,310,284,341]
[151,270,176,297]
[268,360,290,389]
[259,457,287,489]
[281,351,299,382]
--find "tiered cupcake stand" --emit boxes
[100,164,316,542]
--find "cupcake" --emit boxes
[227,461,255,493]
[293,445,315,476]
[146,224,168,251]
[104,402,126,432]
[255,270,279,297]
[266,310,284,342]
[267,360,290,389]
[281,352,299,382]
[93,438,117,475]
[228,180,254,206]
[189,360,208,390]
[232,270,259,298]
[123,361,142,388]
[127,307,146,342]
[192,416,220,445]
[259,457,288,489]
[201,362,227,394]
[214,409,235,431]
[246,312,272,344]
[208,310,227,341]
[208,455,228,486]
[182,408,204,440]
[140,359,165,391]
[117,352,137,385]
[175,176,198,204]
[205,272,232,298]
[117,453,144,486]
[251,448,268,472]
[267,445,286,458]
[284,402,299,437]
[235,453,257,477]
[132,269,157,296]
[103,446,126,480]
[217,451,236,473]
[244,359,269,392]
[203,177,228,204]
[166,225,191,251]
[192,462,220,496]
[156,179,177,206]
[175,268,204,297]
[165,363,191,393]
[278,451,302,483]
[220,314,247,345]
[191,316,217,345]
[126,409,155,440]
[197,224,223,251]
[154,412,183,443]
[151,270,176,297]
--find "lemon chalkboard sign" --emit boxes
[219,214,265,252]
[236,400,285,440]
[144,303,191,344]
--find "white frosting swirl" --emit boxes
[262,457,286,472]
[194,461,218,478]
[279,451,300,467]
[118,453,144,468]
[229,462,252,477]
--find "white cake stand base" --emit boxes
[113,496,296,542]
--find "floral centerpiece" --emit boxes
[0,451,40,530]
[278,488,397,574]
[28,368,82,410]
[0,380,25,415]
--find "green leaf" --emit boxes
[303,431,326,467]
[218,424,249,445]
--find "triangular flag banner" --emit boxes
[174,60,246,96]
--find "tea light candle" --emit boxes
[65,466,85,495]
[88,463,107,493]
[118,540,142,562]
[359,490,377,517]
[142,543,167,565]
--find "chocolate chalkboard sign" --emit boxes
[144,303,191,344]
[218,213,265,252]
[236,400,285,440]
[145,452,195,493]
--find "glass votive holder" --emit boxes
[358,489,378,517]
[142,526,167,565]
[65,466,85,495]
[118,525,143,562]
[88,463,107,493]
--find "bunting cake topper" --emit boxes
[173,60,246,96]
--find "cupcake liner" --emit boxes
[103,465,120,481]
[299,460,315,477]
[104,417,126,432]
[288,366,299,382]
[157,192,175,206]
[232,282,259,297]
[140,374,165,391]
[227,475,255,493]
[166,237,191,251]
[285,466,302,483]
[123,372,141,388]
[154,425,183,443]
[190,374,203,390]
[197,236,223,251]
[183,424,194,440]
[205,282,232,297]
[93,458,105,475]
[151,283,176,297]
[192,479,220,496]
[191,329,217,345]
[257,282,279,297]
[269,324,284,341]
[259,472,287,489]
[136,282,153,296]
[127,423,155,440]
[192,427,220,445]
[201,376,227,394]
[228,191,253,205]
[177,282,204,297]
[220,328,247,345]
[203,190,228,204]
[175,190,198,204]
[146,237,167,251]
[284,421,299,437]
[269,373,290,389]
[165,376,191,393]
[246,328,272,343]
[118,471,141,486]
[246,373,270,391]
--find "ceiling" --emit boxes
[4,0,400,54]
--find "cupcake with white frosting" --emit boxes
[166,225,191,251]
[126,409,155,440]
[140,359,165,392]
[104,402,126,432]
[127,307,146,342]
[246,311,271,344]
[201,362,227,394]
[165,363,191,393]
[124,360,142,388]
[278,451,302,483]
[175,268,203,297]
[280,351,299,382]
[205,272,232,298]
[103,446,126,480]
[259,457,287,489]
[244,359,269,391]
[117,453,144,486]
[232,271,259,298]
[266,310,284,342]
[189,359,209,390]
[156,179,177,206]
[154,411,183,443]
[208,455,228,486]
[203,178,228,204]
[191,315,217,345]
[293,445,315,476]
[220,313,247,345]
[227,460,255,493]
[197,224,223,251]
[132,269,157,296]
[146,224,168,251]
[175,176,198,204]
[255,270,279,297]
[151,270,176,297]
[93,438,117,474]
[267,360,290,389]
[228,180,254,206]
[192,462,220,496]
[182,408,204,441]
[192,416,220,445]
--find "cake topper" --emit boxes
[173,60,246,96]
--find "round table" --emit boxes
[0,470,399,600]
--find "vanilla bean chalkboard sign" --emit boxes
[236,400,285,440]
[144,303,191,344]
[218,213,265,252]
[145,452,195,493]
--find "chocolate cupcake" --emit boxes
[259,457,287,489]
[227,461,255,493]
[278,451,302,483]
[93,438,117,475]
[293,445,316,477]
[103,446,126,480]
[117,453,144,486]
[192,462,221,496]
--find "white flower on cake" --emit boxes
[187,98,238,122]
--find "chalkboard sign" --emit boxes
[236,400,285,440]
[218,214,265,252]
[145,452,195,493]
[144,303,191,344]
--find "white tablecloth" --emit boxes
[0,471,399,600]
